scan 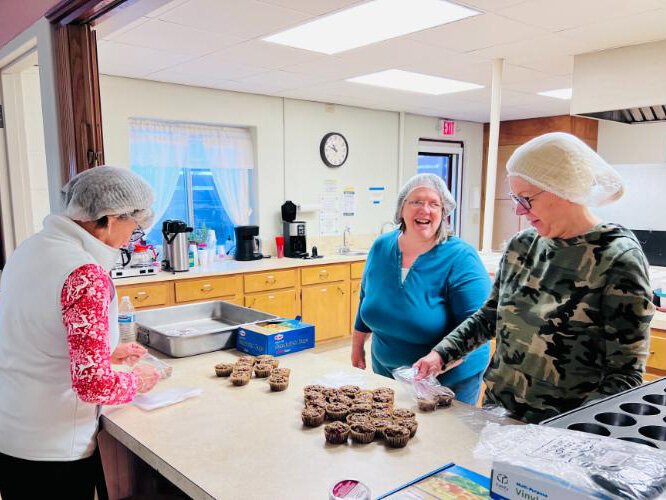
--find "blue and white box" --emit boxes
[236,319,315,356]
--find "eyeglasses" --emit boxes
[406,200,442,210]
[129,227,145,243]
[509,190,545,211]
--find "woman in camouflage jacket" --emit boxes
[414,132,655,424]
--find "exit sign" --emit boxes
[440,119,456,136]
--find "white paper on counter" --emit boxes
[133,387,202,411]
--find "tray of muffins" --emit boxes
[214,354,291,391]
[541,377,666,449]
[300,384,448,449]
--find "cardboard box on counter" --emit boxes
[236,319,314,356]
[490,462,597,500]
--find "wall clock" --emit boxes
[320,132,349,168]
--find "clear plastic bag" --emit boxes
[309,371,370,388]
[475,423,666,499]
[391,366,455,411]
[120,352,172,379]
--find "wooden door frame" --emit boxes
[46,0,132,182]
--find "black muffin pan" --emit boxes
[542,378,666,449]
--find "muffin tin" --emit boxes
[541,378,666,449]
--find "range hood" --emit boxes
[572,39,666,124]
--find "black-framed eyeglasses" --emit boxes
[509,190,545,211]
[129,227,145,243]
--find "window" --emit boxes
[417,140,463,235]
[129,119,255,248]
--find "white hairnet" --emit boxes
[61,166,155,228]
[506,132,624,206]
[394,173,456,244]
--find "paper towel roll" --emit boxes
[297,204,321,213]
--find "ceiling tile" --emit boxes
[235,70,331,91]
[97,40,192,77]
[408,13,547,53]
[146,69,227,88]
[504,74,572,94]
[454,0,528,13]
[158,0,312,39]
[468,34,588,63]
[211,40,323,69]
[511,54,573,76]
[155,53,270,80]
[497,0,664,32]
[109,19,243,56]
[259,0,364,16]
[143,0,191,18]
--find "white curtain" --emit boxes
[129,118,255,229]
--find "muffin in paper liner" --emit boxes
[372,418,393,439]
[350,422,376,444]
[354,392,374,404]
[256,354,274,364]
[417,397,437,412]
[305,398,328,411]
[232,365,253,374]
[340,385,361,398]
[305,392,326,404]
[384,424,410,448]
[328,394,354,406]
[326,402,350,421]
[372,401,393,411]
[324,422,350,444]
[346,413,372,426]
[230,372,250,386]
[237,355,256,366]
[303,384,327,394]
[373,387,395,397]
[253,363,273,378]
[269,375,289,392]
[301,407,325,427]
[350,403,372,415]
[372,393,393,405]
[214,363,234,377]
[370,409,392,420]
[272,367,291,378]
[392,408,416,420]
[400,419,418,438]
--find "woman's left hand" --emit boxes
[111,342,146,366]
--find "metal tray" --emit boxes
[135,300,277,357]
[541,378,666,449]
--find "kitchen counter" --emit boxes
[112,254,367,286]
[101,347,502,499]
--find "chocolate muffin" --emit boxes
[301,407,325,427]
[325,402,350,421]
[384,424,410,448]
[340,385,361,398]
[346,413,372,425]
[417,397,438,412]
[323,387,339,400]
[303,384,327,394]
[328,394,354,406]
[237,355,256,366]
[392,408,416,420]
[324,422,350,444]
[372,418,393,439]
[436,392,454,407]
[372,402,393,411]
[256,354,275,364]
[373,387,395,398]
[254,363,273,378]
[269,375,289,392]
[272,367,291,378]
[354,392,374,404]
[400,419,418,438]
[230,371,250,386]
[232,364,253,374]
[214,363,234,377]
[305,398,328,411]
[350,403,372,415]
[370,409,392,420]
[350,422,376,444]
[304,392,326,404]
[372,393,393,405]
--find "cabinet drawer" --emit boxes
[350,261,365,279]
[244,269,297,293]
[647,333,666,371]
[301,264,349,285]
[116,283,169,309]
[175,275,242,303]
[245,289,298,319]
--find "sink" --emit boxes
[338,249,368,256]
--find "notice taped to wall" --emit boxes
[320,179,340,236]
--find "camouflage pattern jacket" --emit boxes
[434,224,655,423]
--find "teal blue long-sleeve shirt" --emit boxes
[354,231,491,386]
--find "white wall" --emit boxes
[100,75,484,248]
[597,120,666,164]
[402,114,484,248]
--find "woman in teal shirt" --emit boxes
[352,174,491,404]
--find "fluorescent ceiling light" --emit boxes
[347,69,482,95]
[263,0,480,54]
[538,88,572,100]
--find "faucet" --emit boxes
[341,224,351,253]
[380,221,396,234]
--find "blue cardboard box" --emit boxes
[236,318,315,356]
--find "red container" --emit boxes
[275,235,284,258]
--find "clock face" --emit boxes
[320,133,349,168]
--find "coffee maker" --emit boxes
[234,225,263,261]
[281,201,307,258]
[162,220,193,272]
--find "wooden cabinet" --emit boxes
[244,270,297,293]
[350,261,365,280]
[175,275,242,303]
[245,289,298,319]
[301,264,349,286]
[115,282,171,310]
[350,279,361,332]
[301,281,350,342]
[647,329,666,381]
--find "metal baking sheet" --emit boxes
[541,378,666,449]
[136,300,277,358]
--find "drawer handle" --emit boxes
[201,284,214,293]
[319,270,329,276]
[321,288,328,293]
[135,291,149,302]
[268,295,275,300]
[650,351,656,355]
[337,287,345,295]
[266,275,276,284]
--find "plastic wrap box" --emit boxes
[490,462,599,499]
[236,319,315,356]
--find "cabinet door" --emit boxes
[301,282,350,342]
[350,279,361,332]
[647,331,666,372]
[245,289,298,319]
[115,282,170,309]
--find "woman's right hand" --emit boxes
[133,364,160,393]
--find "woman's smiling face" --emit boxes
[401,187,443,242]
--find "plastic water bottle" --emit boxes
[207,229,217,263]
[118,296,137,343]
[188,243,197,268]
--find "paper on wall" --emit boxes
[369,186,385,205]
[342,186,356,217]
[320,179,340,236]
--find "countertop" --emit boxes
[101,348,501,499]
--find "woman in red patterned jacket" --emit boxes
[0,166,160,499]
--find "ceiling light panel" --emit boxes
[537,87,572,99]
[263,0,480,54]
[347,69,483,95]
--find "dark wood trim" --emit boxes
[52,22,105,181]
[47,0,129,25]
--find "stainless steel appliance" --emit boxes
[234,225,263,261]
[283,221,307,258]
[136,300,276,357]
[111,248,158,279]
[162,220,192,272]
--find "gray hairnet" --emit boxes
[61,166,155,228]
[394,173,456,244]
[506,132,624,206]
